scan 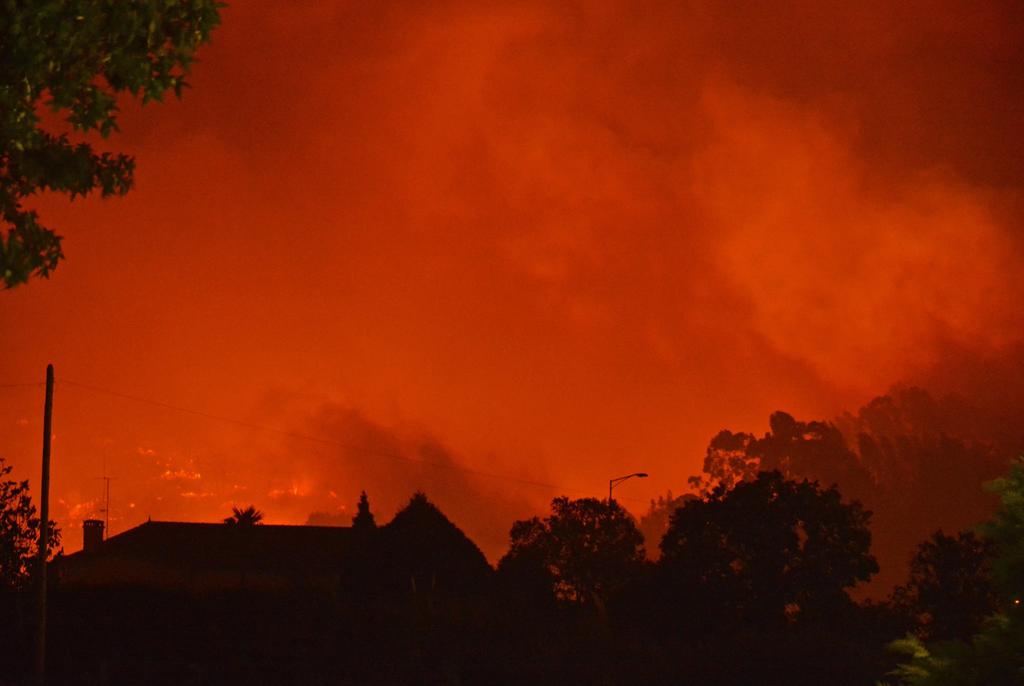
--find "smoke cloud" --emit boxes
[1,1,1022,561]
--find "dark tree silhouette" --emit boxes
[689,412,875,500]
[501,496,644,606]
[688,429,759,496]
[638,491,694,560]
[755,412,873,493]
[890,457,1024,685]
[840,390,1004,591]
[0,457,60,590]
[0,0,222,287]
[352,490,376,531]
[691,391,1006,591]
[224,505,264,526]
[660,471,877,629]
[892,530,995,642]
[984,457,1024,606]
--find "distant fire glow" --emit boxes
[1,1,1023,564]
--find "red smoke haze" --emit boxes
[2,1,1022,560]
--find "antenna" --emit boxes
[96,474,116,539]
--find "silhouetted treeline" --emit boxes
[2,472,1011,686]
[3,392,1018,686]
[678,387,1010,590]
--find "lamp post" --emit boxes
[609,472,648,503]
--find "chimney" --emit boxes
[83,519,104,553]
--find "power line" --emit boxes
[58,378,649,504]
[0,382,44,389]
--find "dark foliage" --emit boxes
[0,457,61,685]
[0,0,222,286]
[688,412,873,499]
[690,389,1006,590]
[223,504,263,526]
[637,491,693,560]
[352,490,376,531]
[500,496,644,607]
[661,471,877,628]
[0,457,60,590]
[891,530,996,642]
[889,458,1024,685]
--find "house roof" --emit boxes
[64,520,354,573]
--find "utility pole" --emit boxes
[36,364,54,686]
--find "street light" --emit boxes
[609,472,648,502]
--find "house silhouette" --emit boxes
[57,519,353,591]
[56,493,493,596]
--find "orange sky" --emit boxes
[2,0,1023,559]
